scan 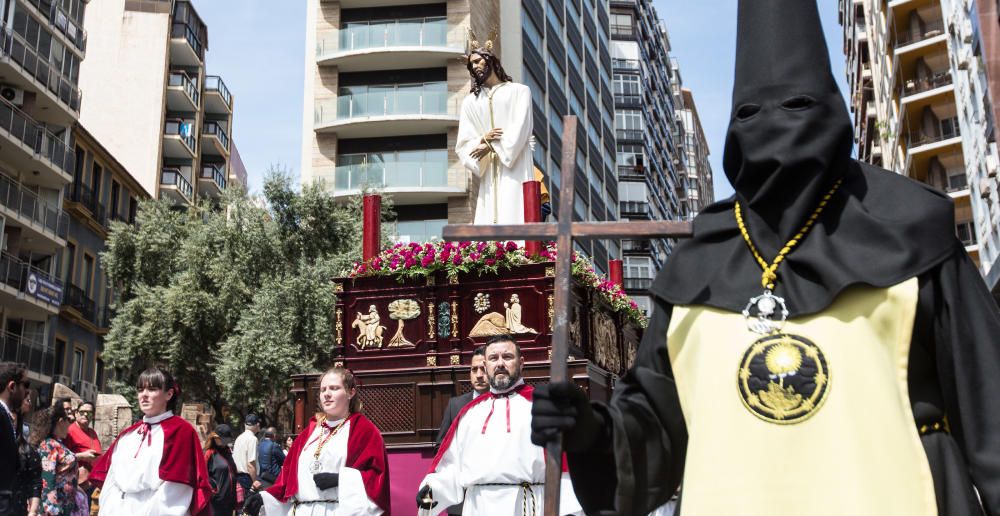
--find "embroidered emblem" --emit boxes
[737,333,830,424]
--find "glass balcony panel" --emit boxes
[332,18,447,53]
[395,84,422,115]
[395,20,422,46]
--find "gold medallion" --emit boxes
[737,333,830,424]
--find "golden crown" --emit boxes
[467,27,498,53]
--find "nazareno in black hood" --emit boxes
[651,0,957,317]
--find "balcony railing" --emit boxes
[321,17,448,55]
[0,172,69,239]
[167,71,200,105]
[905,121,961,149]
[333,84,449,121]
[617,165,645,179]
[621,239,651,253]
[0,331,53,377]
[164,119,196,152]
[610,24,635,39]
[894,19,946,48]
[0,95,75,176]
[620,201,651,216]
[334,161,449,192]
[623,277,653,290]
[171,21,204,60]
[63,282,95,324]
[616,129,644,142]
[25,0,87,52]
[614,94,642,108]
[900,72,952,98]
[204,75,233,108]
[200,163,227,190]
[67,182,107,226]
[160,168,193,200]
[612,58,640,71]
[0,251,62,303]
[202,121,230,152]
[0,25,82,112]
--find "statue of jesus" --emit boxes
[456,37,534,225]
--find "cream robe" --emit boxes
[97,411,194,516]
[456,82,534,225]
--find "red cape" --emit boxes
[90,415,212,516]
[266,412,391,514]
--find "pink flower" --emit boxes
[470,252,480,261]
[452,254,462,265]
[404,257,416,268]
[421,255,434,267]
[476,241,487,252]
[485,258,496,266]
[506,241,518,251]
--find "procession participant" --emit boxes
[242,366,390,515]
[90,368,212,515]
[435,345,489,445]
[456,33,534,225]
[531,0,1000,514]
[418,336,582,515]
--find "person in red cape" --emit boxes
[243,366,390,516]
[89,368,212,515]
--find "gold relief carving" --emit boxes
[387,299,420,347]
[451,301,459,337]
[469,294,537,337]
[548,349,552,360]
[334,361,344,368]
[547,295,554,332]
[449,275,459,285]
[450,354,461,365]
[427,355,437,367]
[352,305,387,349]
[474,292,491,313]
[545,267,555,278]
[428,303,436,339]
[333,282,344,293]
[426,276,436,286]
[569,306,581,348]
[335,309,343,346]
[593,311,621,373]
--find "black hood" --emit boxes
[651,0,957,317]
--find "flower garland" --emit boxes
[346,241,648,327]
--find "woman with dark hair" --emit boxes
[243,366,390,515]
[204,424,238,516]
[12,389,40,516]
[31,403,85,515]
[89,368,212,515]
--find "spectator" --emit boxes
[232,414,260,504]
[1,362,29,514]
[31,403,85,515]
[63,400,101,509]
[204,424,237,516]
[13,389,40,516]
[54,399,74,425]
[282,435,294,455]
[256,427,284,489]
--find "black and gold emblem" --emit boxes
[737,333,830,424]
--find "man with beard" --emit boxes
[0,362,28,513]
[417,336,582,515]
[455,35,534,225]
[530,0,1000,515]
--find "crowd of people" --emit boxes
[1,333,584,515]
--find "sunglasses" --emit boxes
[77,410,93,416]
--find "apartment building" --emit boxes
[0,0,86,392]
[79,0,237,207]
[840,0,1000,297]
[677,88,714,217]
[302,0,620,270]
[55,124,148,401]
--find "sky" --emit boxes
[195,0,848,200]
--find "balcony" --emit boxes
[0,25,82,120]
[0,172,69,247]
[617,165,645,180]
[333,152,459,204]
[316,84,459,138]
[623,277,653,291]
[893,19,946,51]
[621,239,652,253]
[0,331,54,380]
[612,58,641,72]
[170,21,204,66]
[198,163,226,197]
[614,94,642,109]
[610,24,635,40]
[160,168,193,205]
[166,71,200,111]
[23,0,87,53]
[904,121,961,155]
[316,17,462,72]
[900,72,953,101]
[201,121,230,156]
[64,182,107,228]
[163,119,196,158]
[616,129,644,142]
[62,282,96,326]
[0,252,62,315]
[204,76,233,114]
[620,200,651,218]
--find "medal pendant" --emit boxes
[742,290,789,335]
[309,460,322,474]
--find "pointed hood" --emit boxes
[649,0,957,317]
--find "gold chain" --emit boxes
[734,178,843,290]
[312,417,348,461]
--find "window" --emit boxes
[72,348,85,383]
[128,197,138,224]
[614,74,641,96]
[95,358,105,389]
[91,164,103,199]
[73,146,85,186]
[547,50,565,87]
[619,181,648,202]
[946,170,968,191]
[82,254,94,297]
[64,242,76,284]
[569,90,584,117]
[616,110,643,131]
[617,144,645,168]
[624,256,653,278]
[610,12,634,37]
[566,0,580,29]
[110,181,121,218]
[395,219,447,243]
[546,2,563,37]
[957,221,975,245]
[523,15,543,49]
[55,339,67,376]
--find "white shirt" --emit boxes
[233,428,258,474]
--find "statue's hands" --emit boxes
[531,382,605,452]
[470,143,491,160]
[482,128,504,142]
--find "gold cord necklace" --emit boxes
[308,417,348,474]
[734,178,843,334]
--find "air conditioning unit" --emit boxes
[980,178,992,198]
[958,58,970,70]
[0,85,25,107]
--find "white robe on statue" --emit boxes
[420,380,583,515]
[261,418,381,516]
[97,411,194,515]
[456,82,535,225]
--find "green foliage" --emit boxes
[100,167,384,420]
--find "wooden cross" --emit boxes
[442,115,694,515]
